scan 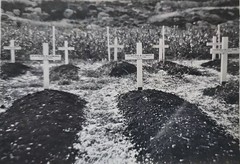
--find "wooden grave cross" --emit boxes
[207,36,221,60]
[162,26,168,62]
[109,37,124,61]
[52,26,56,56]
[125,42,154,90]
[30,43,61,89]
[153,38,169,62]
[216,24,221,59]
[3,40,21,63]
[107,26,111,61]
[211,37,239,84]
[58,41,75,64]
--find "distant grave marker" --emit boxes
[3,40,21,63]
[58,41,74,64]
[107,26,111,61]
[125,42,154,90]
[211,37,239,84]
[30,43,61,89]
[109,37,124,61]
[216,24,221,59]
[153,38,169,62]
[52,26,56,56]
[207,36,221,60]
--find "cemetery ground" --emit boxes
[0,58,239,163]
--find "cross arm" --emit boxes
[211,48,239,54]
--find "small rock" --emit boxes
[13,9,21,16]
[98,12,109,19]
[6,11,14,16]
[63,9,74,18]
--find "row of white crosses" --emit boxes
[3,26,74,65]
[107,26,169,63]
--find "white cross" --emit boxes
[207,36,221,60]
[125,42,154,90]
[107,26,111,61]
[52,26,56,56]
[162,26,168,63]
[30,43,61,89]
[58,41,75,64]
[109,37,124,61]
[153,38,169,62]
[211,37,239,84]
[3,40,21,63]
[217,24,221,59]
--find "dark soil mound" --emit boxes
[118,89,239,163]
[203,80,239,104]
[97,61,137,77]
[153,61,203,77]
[201,59,239,75]
[0,90,87,164]
[0,62,31,79]
[109,62,137,77]
[50,64,79,82]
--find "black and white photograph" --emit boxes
[0,0,239,163]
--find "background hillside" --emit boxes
[1,0,239,28]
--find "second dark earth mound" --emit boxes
[118,89,239,163]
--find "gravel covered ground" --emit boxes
[0,60,239,163]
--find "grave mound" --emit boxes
[50,64,79,83]
[0,62,31,79]
[201,59,239,75]
[153,61,202,76]
[118,89,239,163]
[203,80,239,104]
[98,61,137,77]
[0,90,86,163]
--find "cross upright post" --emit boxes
[125,42,154,90]
[217,24,221,59]
[58,41,75,64]
[107,26,111,61]
[3,40,21,63]
[109,37,124,61]
[52,26,56,56]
